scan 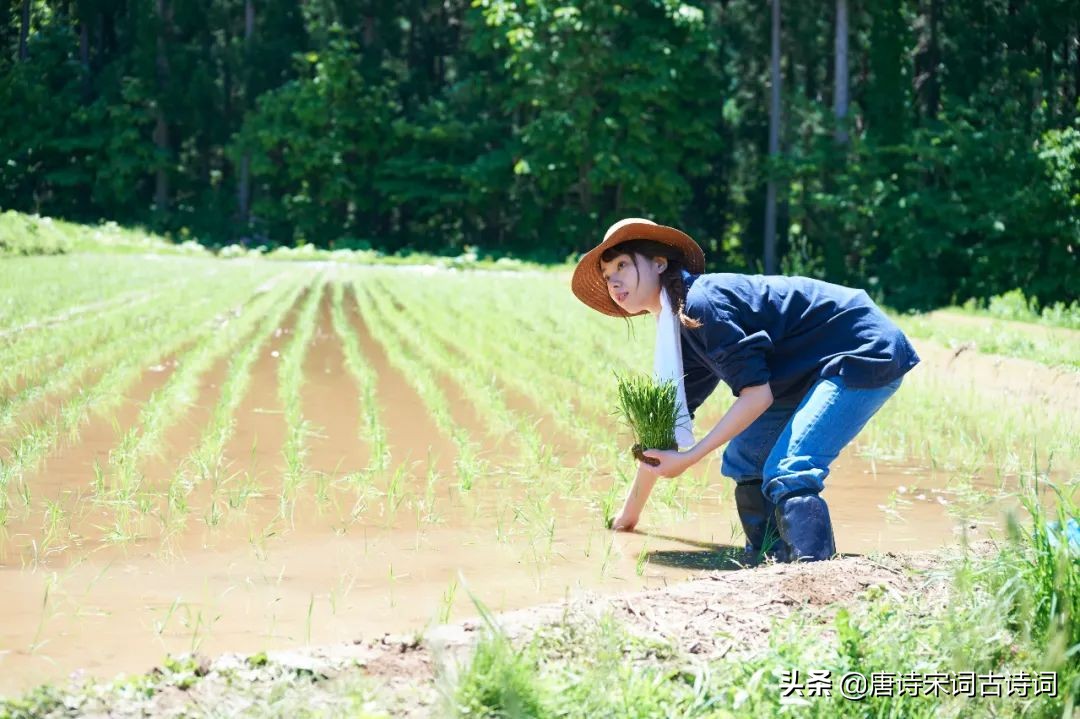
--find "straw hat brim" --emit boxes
[571,220,705,318]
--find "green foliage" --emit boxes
[232,32,399,246]
[375,89,517,256]
[1002,482,1080,669]
[0,684,66,719]
[1,1,1079,308]
[0,212,71,255]
[614,372,679,452]
[959,290,1080,330]
[470,0,721,255]
[1038,301,1080,331]
[0,22,156,224]
[983,289,1043,323]
[783,108,1080,310]
[446,576,548,717]
[451,631,546,718]
[161,654,205,691]
[0,211,215,257]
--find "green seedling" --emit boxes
[305,592,315,644]
[28,572,58,654]
[438,579,459,624]
[635,541,650,576]
[154,597,182,637]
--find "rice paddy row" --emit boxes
[0,256,1076,696]
[3,263,1076,551]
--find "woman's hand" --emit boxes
[639,448,696,478]
[610,509,639,532]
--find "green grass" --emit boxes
[958,288,1080,330]
[0,254,201,337]
[0,209,567,274]
[892,308,1080,371]
[0,277,198,422]
[439,480,1078,719]
[0,211,213,258]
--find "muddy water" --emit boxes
[0,455,1003,696]
[0,305,1035,697]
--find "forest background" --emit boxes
[1,0,1078,311]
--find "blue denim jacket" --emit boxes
[678,269,920,416]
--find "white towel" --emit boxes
[655,288,696,449]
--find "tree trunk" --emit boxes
[102,5,116,56]
[1044,40,1055,123]
[866,0,907,146]
[577,159,593,213]
[199,29,213,190]
[78,11,92,100]
[362,14,376,47]
[926,0,940,120]
[222,23,232,121]
[1075,33,1080,118]
[237,0,254,234]
[833,0,849,145]
[154,0,171,212]
[18,0,30,61]
[79,20,89,72]
[764,0,781,274]
[1064,36,1072,123]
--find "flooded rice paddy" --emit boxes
[0,257,1075,695]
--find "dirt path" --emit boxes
[908,335,1080,417]
[27,541,994,718]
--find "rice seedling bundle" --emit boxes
[614,372,679,467]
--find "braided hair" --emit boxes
[600,239,703,330]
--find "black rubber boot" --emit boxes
[773,492,837,562]
[734,481,788,563]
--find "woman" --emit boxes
[571,218,920,562]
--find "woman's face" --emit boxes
[600,252,668,315]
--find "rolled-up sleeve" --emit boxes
[682,358,720,420]
[693,303,773,397]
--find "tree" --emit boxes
[236,0,253,233]
[833,0,848,145]
[232,33,399,246]
[764,0,781,273]
[153,0,171,213]
[913,0,940,121]
[468,0,721,256]
[18,0,28,60]
[1,0,1076,308]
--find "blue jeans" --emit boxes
[720,375,903,504]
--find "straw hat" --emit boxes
[570,218,705,318]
